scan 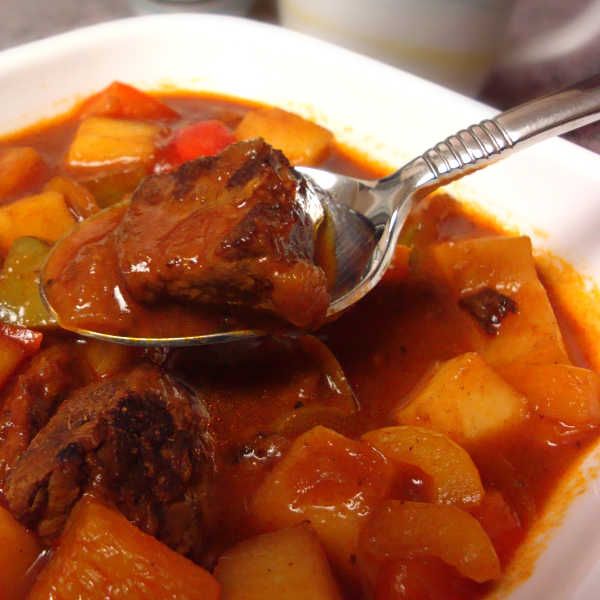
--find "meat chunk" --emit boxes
[459,288,518,335]
[0,344,85,491]
[5,364,213,558]
[116,139,330,329]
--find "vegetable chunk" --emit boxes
[394,353,528,445]
[498,363,600,425]
[0,504,41,600]
[28,497,220,600]
[45,176,99,219]
[66,117,161,169]
[360,500,501,583]
[362,426,484,507]
[0,237,55,328]
[0,191,76,253]
[236,107,333,165]
[251,425,394,577]
[166,120,235,165]
[0,146,44,200]
[78,81,179,120]
[415,236,568,367]
[215,524,342,600]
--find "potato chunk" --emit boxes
[28,497,220,600]
[362,426,484,507]
[0,191,76,253]
[215,525,342,600]
[498,363,600,425]
[0,146,44,200]
[360,500,501,583]
[415,236,568,367]
[236,107,332,165]
[251,426,394,577]
[66,117,161,169]
[394,353,528,446]
[0,504,41,600]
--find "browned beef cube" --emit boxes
[0,344,85,491]
[116,139,329,329]
[5,364,213,558]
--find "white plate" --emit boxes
[0,14,599,598]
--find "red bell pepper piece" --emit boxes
[165,120,235,166]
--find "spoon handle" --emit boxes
[383,74,600,200]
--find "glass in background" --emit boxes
[129,0,254,16]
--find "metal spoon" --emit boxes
[43,75,600,346]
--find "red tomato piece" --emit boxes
[0,323,43,355]
[79,81,179,121]
[168,120,235,165]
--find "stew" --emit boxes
[0,82,597,600]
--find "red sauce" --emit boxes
[0,89,598,599]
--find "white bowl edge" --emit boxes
[1,14,600,599]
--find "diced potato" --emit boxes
[0,146,44,200]
[215,524,342,600]
[394,353,528,446]
[251,426,394,578]
[0,504,41,600]
[498,363,600,425]
[415,236,568,367]
[45,176,99,219]
[0,237,55,328]
[66,117,161,169]
[28,497,220,600]
[236,107,333,166]
[83,339,135,379]
[362,426,484,507]
[0,191,76,253]
[360,500,501,583]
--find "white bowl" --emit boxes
[1,14,599,598]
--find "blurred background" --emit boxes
[1,0,598,151]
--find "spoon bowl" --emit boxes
[42,74,600,346]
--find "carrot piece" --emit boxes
[28,496,220,600]
[79,81,179,120]
[498,363,600,426]
[0,335,26,391]
[360,501,501,584]
[362,426,484,508]
[0,504,41,600]
[45,176,99,220]
[251,425,394,579]
[0,147,45,201]
[373,557,478,600]
[472,490,523,563]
